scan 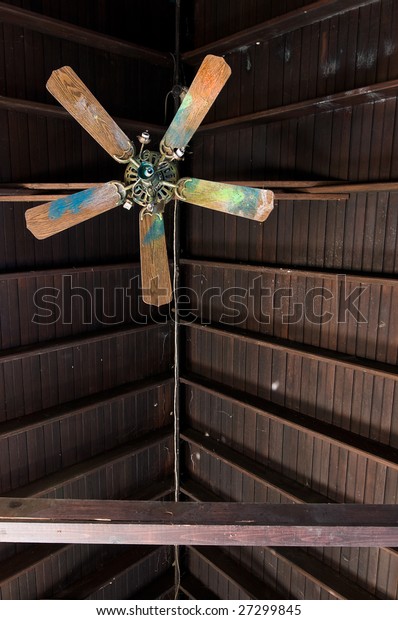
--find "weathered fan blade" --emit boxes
[47,66,134,161]
[25,182,123,239]
[161,55,231,153]
[139,208,172,307]
[176,179,274,221]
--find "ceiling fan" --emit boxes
[25,55,274,306]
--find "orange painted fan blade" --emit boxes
[47,66,134,161]
[161,55,231,152]
[139,208,172,307]
[25,183,122,239]
[177,178,274,221]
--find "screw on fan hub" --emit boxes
[124,149,178,208]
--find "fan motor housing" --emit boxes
[124,150,178,208]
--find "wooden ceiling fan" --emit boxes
[25,55,274,306]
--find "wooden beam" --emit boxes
[182,0,380,63]
[182,480,377,600]
[181,375,398,471]
[0,321,169,364]
[189,547,279,599]
[179,573,219,600]
[1,499,398,546]
[3,427,173,498]
[181,320,398,381]
[0,95,165,135]
[136,568,176,600]
[197,80,398,134]
[0,2,171,67]
[0,477,173,589]
[53,547,162,599]
[181,257,398,287]
[181,429,330,504]
[222,181,398,194]
[0,373,173,440]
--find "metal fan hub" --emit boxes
[124,150,178,208]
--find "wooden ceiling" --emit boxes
[1,0,398,601]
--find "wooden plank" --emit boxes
[1,500,398,546]
[0,2,171,67]
[183,479,377,600]
[181,257,398,287]
[53,546,161,599]
[180,572,219,600]
[0,321,168,363]
[182,0,380,63]
[181,320,398,381]
[181,374,398,471]
[0,372,173,439]
[0,95,165,135]
[3,427,172,498]
[135,567,175,600]
[197,80,398,134]
[189,547,279,599]
[181,428,332,504]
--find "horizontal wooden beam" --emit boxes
[221,179,398,196]
[0,95,165,135]
[0,477,173,588]
[0,260,139,282]
[1,499,398,546]
[3,427,172,498]
[181,320,398,381]
[181,428,329,504]
[181,257,398,287]
[0,2,171,66]
[0,321,169,364]
[183,480,376,600]
[181,374,398,471]
[197,80,398,134]
[182,0,379,63]
[0,372,173,440]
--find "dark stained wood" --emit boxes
[179,572,219,600]
[1,500,398,546]
[0,2,172,67]
[3,427,173,498]
[0,95,166,135]
[182,0,380,63]
[197,80,398,134]
[181,374,398,470]
[189,547,279,599]
[53,546,160,599]
[135,567,176,600]
[181,427,331,503]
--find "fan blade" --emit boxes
[176,179,274,221]
[161,55,231,153]
[25,182,123,239]
[47,66,134,161]
[139,208,172,307]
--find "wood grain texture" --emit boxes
[46,66,134,160]
[25,182,121,239]
[179,178,274,221]
[139,209,172,306]
[162,55,231,150]
[1,500,398,546]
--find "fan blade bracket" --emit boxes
[176,178,274,222]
